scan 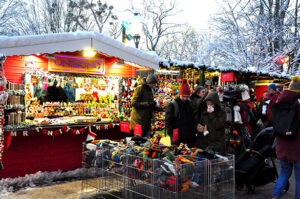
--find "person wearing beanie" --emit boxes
[268,83,277,92]
[196,92,226,155]
[289,76,300,92]
[130,74,158,137]
[165,79,196,147]
[265,83,281,127]
[272,76,300,199]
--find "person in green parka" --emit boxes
[130,74,158,137]
[197,91,226,154]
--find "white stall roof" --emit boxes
[0,32,159,70]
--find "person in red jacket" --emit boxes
[265,83,280,127]
[272,76,300,199]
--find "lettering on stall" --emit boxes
[49,55,105,74]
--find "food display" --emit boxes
[23,72,121,126]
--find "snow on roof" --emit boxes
[159,59,292,79]
[0,32,159,70]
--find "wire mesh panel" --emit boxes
[124,154,156,199]
[81,142,235,199]
[81,143,102,199]
[153,156,208,199]
[207,155,235,199]
[100,148,127,199]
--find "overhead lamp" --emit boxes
[83,48,97,57]
[43,54,56,60]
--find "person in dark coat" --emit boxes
[191,86,208,125]
[190,86,207,109]
[43,80,68,102]
[272,76,300,199]
[130,74,158,137]
[265,83,280,127]
[165,79,196,147]
[197,92,226,154]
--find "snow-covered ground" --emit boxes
[0,167,102,196]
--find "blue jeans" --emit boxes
[272,160,300,198]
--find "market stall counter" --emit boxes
[0,121,127,179]
[0,32,160,179]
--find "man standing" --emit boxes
[165,79,196,147]
[265,83,280,127]
[130,74,158,137]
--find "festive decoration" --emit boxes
[159,59,292,79]
[4,123,119,137]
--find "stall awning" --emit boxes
[0,32,159,70]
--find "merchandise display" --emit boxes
[82,133,235,198]
[23,72,121,126]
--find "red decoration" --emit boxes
[42,129,48,135]
[134,124,142,136]
[62,126,67,133]
[173,128,179,142]
[221,72,234,83]
[120,122,130,133]
[279,57,287,64]
[54,130,59,136]
[79,128,84,134]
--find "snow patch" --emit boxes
[0,168,102,194]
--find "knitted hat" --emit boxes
[146,74,158,84]
[289,76,300,93]
[268,83,276,91]
[178,79,191,96]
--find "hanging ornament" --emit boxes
[42,129,48,135]
[47,130,53,136]
[10,131,17,136]
[23,131,28,136]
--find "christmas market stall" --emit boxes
[0,32,159,178]
[158,59,292,156]
[159,59,292,98]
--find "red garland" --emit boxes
[79,128,84,134]
[61,126,67,133]
[42,129,48,135]
[108,123,112,128]
[71,129,76,134]
[54,130,60,136]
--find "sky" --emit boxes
[109,0,219,32]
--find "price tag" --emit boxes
[262,105,267,115]
[120,122,130,133]
[173,128,179,142]
[134,124,142,136]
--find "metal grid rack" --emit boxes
[81,143,102,199]
[81,143,235,199]
[207,155,235,199]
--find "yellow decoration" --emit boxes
[160,135,171,146]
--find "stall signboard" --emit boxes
[221,72,234,82]
[120,122,130,133]
[48,55,105,74]
[133,124,142,136]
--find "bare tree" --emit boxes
[69,0,118,33]
[0,0,21,35]
[158,25,211,63]
[205,0,299,73]
[139,0,182,51]
[9,0,118,35]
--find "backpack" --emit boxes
[272,100,299,139]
